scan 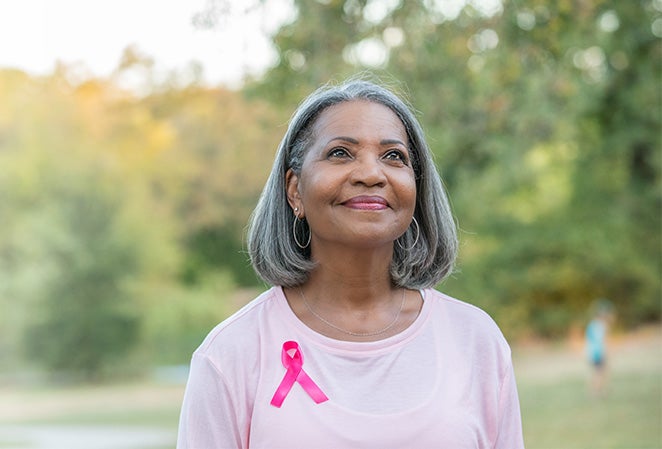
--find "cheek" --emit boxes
[396,173,417,211]
[297,172,333,208]
[299,166,344,202]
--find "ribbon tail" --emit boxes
[297,371,329,404]
[270,371,296,408]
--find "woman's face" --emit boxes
[287,100,417,250]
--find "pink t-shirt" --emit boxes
[177,287,525,449]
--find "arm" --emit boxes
[177,352,247,449]
[493,362,525,449]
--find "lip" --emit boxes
[342,195,389,210]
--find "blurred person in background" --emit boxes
[585,298,614,397]
[176,78,524,448]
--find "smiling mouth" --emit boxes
[342,196,389,210]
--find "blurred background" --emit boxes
[0,0,660,448]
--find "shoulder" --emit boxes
[194,287,282,359]
[424,288,511,352]
[425,289,503,329]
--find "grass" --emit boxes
[14,407,181,427]
[519,371,660,448]
[515,327,661,449]
[0,382,183,427]
[0,327,659,449]
[0,382,183,449]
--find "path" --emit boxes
[0,424,175,449]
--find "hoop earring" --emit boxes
[397,216,420,251]
[293,214,311,249]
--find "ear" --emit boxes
[285,168,303,217]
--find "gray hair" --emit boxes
[247,78,457,289]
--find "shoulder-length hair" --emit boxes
[247,77,457,289]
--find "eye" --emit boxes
[383,149,409,164]
[327,147,351,159]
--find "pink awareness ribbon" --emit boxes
[270,341,329,408]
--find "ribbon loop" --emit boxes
[270,341,329,408]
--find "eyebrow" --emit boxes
[326,136,407,146]
[380,138,407,146]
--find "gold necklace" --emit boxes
[298,287,406,337]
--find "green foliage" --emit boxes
[245,0,365,105]
[181,224,260,287]
[0,68,182,379]
[136,273,242,365]
[19,179,142,381]
[139,86,281,287]
[0,0,659,383]
[0,56,279,379]
[247,0,661,337]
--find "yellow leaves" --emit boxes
[160,88,282,228]
[148,121,177,156]
[0,64,285,252]
[112,108,177,166]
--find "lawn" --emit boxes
[0,327,659,449]
[515,327,661,449]
[0,382,183,449]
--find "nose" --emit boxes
[349,155,387,187]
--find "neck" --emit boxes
[282,243,422,341]
[306,244,395,308]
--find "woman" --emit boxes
[177,79,525,448]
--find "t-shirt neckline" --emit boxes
[273,286,432,354]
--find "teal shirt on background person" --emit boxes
[586,319,607,364]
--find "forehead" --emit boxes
[311,100,407,142]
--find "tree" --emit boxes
[208,0,661,336]
[23,180,142,380]
[0,57,285,376]
[0,67,179,379]
[141,85,283,286]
